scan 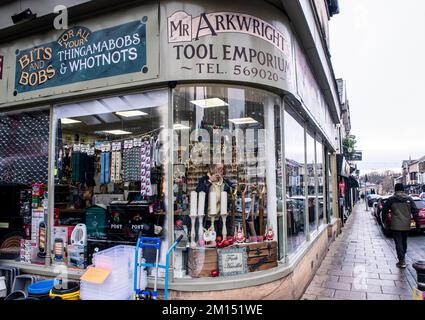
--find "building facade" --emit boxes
[0,0,345,299]
[401,156,425,195]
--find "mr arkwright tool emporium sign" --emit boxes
[14,20,148,94]
[166,10,294,91]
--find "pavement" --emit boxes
[302,202,423,300]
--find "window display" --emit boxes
[317,141,325,226]
[52,90,168,269]
[0,109,49,263]
[0,86,333,285]
[274,105,284,260]
[172,84,280,278]
[326,151,334,220]
[285,110,306,254]
[306,133,317,234]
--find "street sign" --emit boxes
[352,151,362,161]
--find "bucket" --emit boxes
[49,280,80,300]
[28,279,55,300]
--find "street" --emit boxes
[302,202,425,300]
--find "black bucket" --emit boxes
[4,290,26,300]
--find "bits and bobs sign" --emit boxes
[14,20,148,94]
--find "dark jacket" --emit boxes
[195,176,233,216]
[382,191,419,231]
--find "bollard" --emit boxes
[412,261,425,300]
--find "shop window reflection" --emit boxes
[306,134,317,234]
[284,111,306,254]
[327,152,334,220]
[173,85,280,279]
[317,141,325,226]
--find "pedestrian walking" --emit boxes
[360,192,365,202]
[382,183,419,268]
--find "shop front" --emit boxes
[0,0,340,299]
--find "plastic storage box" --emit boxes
[80,245,136,300]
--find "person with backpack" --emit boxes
[382,183,419,268]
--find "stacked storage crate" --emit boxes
[80,245,135,300]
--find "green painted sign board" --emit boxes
[14,19,148,94]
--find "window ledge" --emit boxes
[0,226,331,292]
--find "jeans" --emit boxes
[393,230,409,262]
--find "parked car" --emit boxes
[367,194,380,208]
[380,196,425,237]
[374,195,390,224]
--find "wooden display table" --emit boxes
[235,241,278,272]
[187,247,218,278]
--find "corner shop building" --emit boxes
[0,0,344,299]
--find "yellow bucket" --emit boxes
[49,289,80,300]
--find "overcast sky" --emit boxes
[329,0,425,174]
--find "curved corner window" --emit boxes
[284,110,306,254]
[316,140,325,226]
[306,133,317,234]
[172,84,281,279]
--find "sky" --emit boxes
[329,0,425,174]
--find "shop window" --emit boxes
[316,141,325,226]
[306,133,317,234]
[284,110,306,254]
[327,151,334,220]
[274,105,284,260]
[0,109,49,261]
[52,90,168,271]
[172,84,280,279]
[0,110,49,184]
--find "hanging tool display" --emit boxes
[230,187,237,236]
[189,191,197,248]
[258,184,267,236]
[220,191,228,240]
[239,183,247,240]
[248,185,257,241]
[197,191,206,247]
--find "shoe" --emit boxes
[396,261,407,268]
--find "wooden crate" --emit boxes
[188,247,218,278]
[236,241,278,272]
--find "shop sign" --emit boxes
[218,246,248,277]
[166,10,294,91]
[352,151,362,161]
[294,38,335,144]
[14,20,148,94]
[168,11,290,54]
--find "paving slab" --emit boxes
[302,203,415,300]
